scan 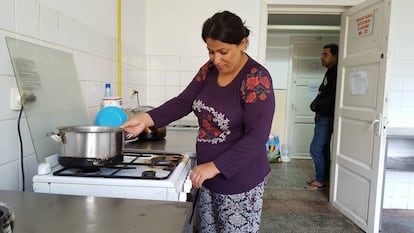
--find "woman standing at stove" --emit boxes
[121,11,275,233]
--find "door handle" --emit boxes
[371,119,379,129]
[371,114,383,136]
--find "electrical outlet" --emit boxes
[129,88,138,97]
[10,88,22,111]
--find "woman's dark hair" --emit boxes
[324,43,339,56]
[202,11,249,45]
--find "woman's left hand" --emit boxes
[189,162,220,189]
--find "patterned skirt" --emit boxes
[198,179,266,233]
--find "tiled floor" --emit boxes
[383,170,414,209]
[260,159,414,233]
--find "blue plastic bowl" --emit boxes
[95,106,128,127]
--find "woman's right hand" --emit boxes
[120,113,154,138]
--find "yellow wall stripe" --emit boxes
[117,0,122,96]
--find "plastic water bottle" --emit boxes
[104,83,112,97]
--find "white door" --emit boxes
[331,0,391,232]
[288,37,338,159]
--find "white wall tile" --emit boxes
[388,76,403,91]
[86,81,100,108]
[58,13,74,48]
[21,117,36,156]
[401,107,414,123]
[403,78,414,91]
[165,71,180,86]
[73,51,88,81]
[180,71,195,86]
[0,76,19,120]
[23,154,38,192]
[388,90,402,106]
[391,197,408,209]
[403,60,414,75]
[0,0,15,32]
[149,55,165,70]
[165,86,180,100]
[196,56,209,68]
[402,92,414,106]
[73,21,89,52]
[15,0,39,38]
[122,65,135,84]
[101,34,116,59]
[180,57,197,71]
[0,161,20,191]
[87,54,99,81]
[164,56,180,71]
[87,30,100,56]
[382,197,392,208]
[389,59,405,75]
[148,70,165,86]
[387,106,402,126]
[108,65,118,92]
[0,31,15,76]
[0,119,20,165]
[98,57,112,83]
[148,86,165,104]
[39,4,58,44]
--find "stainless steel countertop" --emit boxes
[0,190,192,233]
[124,128,198,155]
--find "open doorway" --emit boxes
[265,7,414,232]
[265,13,340,158]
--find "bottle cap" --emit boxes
[105,83,111,88]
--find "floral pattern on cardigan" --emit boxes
[241,67,272,103]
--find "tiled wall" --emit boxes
[0,0,208,192]
[0,0,121,192]
[388,59,414,127]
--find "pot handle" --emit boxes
[47,132,63,143]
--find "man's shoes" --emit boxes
[305,180,328,190]
[306,179,315,185]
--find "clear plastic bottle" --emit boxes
[104,83,112,97]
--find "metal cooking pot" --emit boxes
[0,204,14,233]
[49,126,124,169]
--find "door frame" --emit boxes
[262,2,388,232]
[263,4,352,151]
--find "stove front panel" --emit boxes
[33,154,193,202]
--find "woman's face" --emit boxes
[206,38,246,75]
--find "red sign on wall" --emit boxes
[356,11,374,37]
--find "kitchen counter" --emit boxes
[125,128,198,155]
[0,189,192,233]
[387,126,414,138]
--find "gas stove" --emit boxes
[33,151,194,202]
[53,152,183,179]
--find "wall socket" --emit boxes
[10,87,22,111]
[128,88,138,97]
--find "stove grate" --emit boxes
[53,152,183,180]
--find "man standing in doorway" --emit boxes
[306,43,338,190]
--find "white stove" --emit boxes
[32,152,194,202]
